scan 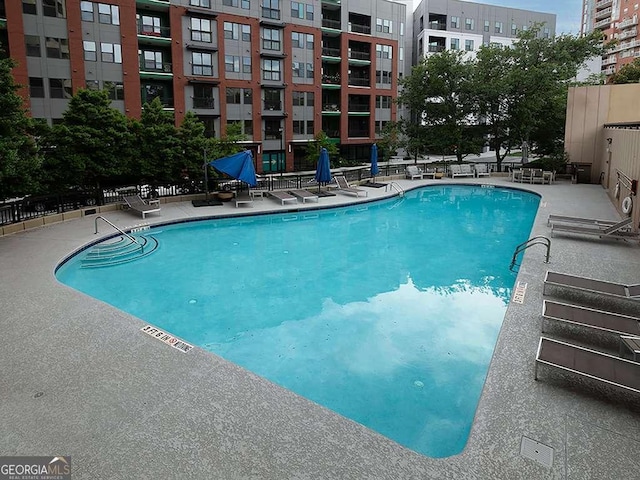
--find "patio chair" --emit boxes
[405,166,424,180]
[122,195,161,219]
[520,168,533,183]
[333,176,368,197]
[475,164,490,177]
[423,167,437,179]
[543,270,640,299]
[550,217,638,240]
[547,215,624,229]
[268,191,298,206]
[288,189,319,203]
[531,169,545,184]
[234,193,254,208]
[542,300,640,336]
[460,164,474,177]
[534,336,640,394]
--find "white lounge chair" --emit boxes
[475,164,490,177]
[333,176,368,197]
[122,195,161,219]
[450,165,474,178]
[423,167,437,179]
[268,191,298,205]
[405,166,424,180]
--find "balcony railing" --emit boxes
[348,50,370,60]
[139,60,173,73]
[322,104,340,111]
[428,22,446,31]
[137,23,171,38]
[322,18,341,29]
[193,97,215,109]
[428,45,445,53]
[264,102,282,110]
[595,0,613,7]
[620,27,637,39]
[619,17,639,29]
[348,76,370,86]
[322,47,341,56]
[348,23,371,35]
[347,129,369,137]
[595,7,612,19]
[594,17,611,29]
[322,73,341,84]
[348,103,369,112]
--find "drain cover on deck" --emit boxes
[512,281,528,304]
[520,436,554,468]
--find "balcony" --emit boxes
[193,97,215,109]
[594,17,612,29]
[428,22,446,31]
[348,50,370,61]
[428,45,445,53]
[263,101,282,111]
[595,7,612,20]
[595,0,613,7]
[322,104,341,115]
[348,23,371,35]
[620,27,637,40]
[321,73,341,85]
[139,60,172,73]
[348,76,370,87]
[322,46,341,57]
[136,0,170,9]
[347,104,369,113]
[137,23,170,38]
[322,18,341,30]
[604,65,616,75]
[619,17,639,29]
[602,55,617,65]
[347,129,368,138]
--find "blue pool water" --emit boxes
[56,185,539,457]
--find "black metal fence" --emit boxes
[0,160,521,227]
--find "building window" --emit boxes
[465,18,474,30]
[511,23,517,35]
[375,70,392,85]
[263,28,281,50]
[190,0,211,7]
[375,120,388,135]
[244,89,252,105]
[450,38,459,50]
[138,15,161,35]
[141,50,163,70]
[25,35,41,57]
[193,85,215,109]
[291,32,303,48]
[29,78,45,98]
[86,80,100,91]
[293,120,304,134]
[262,59,281,80]
[292,61,303,78]
[262,0,280,20]
[242,56,251,73]
[264,89,281,109]
[465,39,474,51]
[543,27,550,38]
[83,41,97,61]
[376,18,392,33]
[291,2,312,19]
[46,37,70,59]
[376,95,391,108]
[101,43,122,63]
[292,91,304,105]
[242,25,251,42]
[305,63,314,78]
[450,16,459,29]
[224,22,239,40]
[191,18,212,42]
[104,81,125,100]
[495,21,503,34]
[376,44,392,59]
[80,1,93,21]
[192,52,213,76]
[49,78,72,99]
[43,0,65,18]
[23,0,37,15]
[225,55,239,72]
[98,3,119,25]
[223,0,250,8]
[226,87,241,104]
[484,20,490,32]
[264,119,282,139]
[400,22,404,36]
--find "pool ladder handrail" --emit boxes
[510,236,550,271]
[94,216,144,253]
[385,181,405,196]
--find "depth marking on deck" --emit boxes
[141,325,193,353]
[512,281,528,304]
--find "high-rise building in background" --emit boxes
[581,0,639,78]
[0,0,556,173]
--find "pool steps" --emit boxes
[81,234,159,268]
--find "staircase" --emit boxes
[81,234,159,268]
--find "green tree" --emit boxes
[304,131,339,167]
[47,89,134,189]
[0,58,42,199]
[609,58,640,84]
[177,112,208,189]
[377,121,402,162]
[398,50,484,163]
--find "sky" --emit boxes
[465,1,583,35]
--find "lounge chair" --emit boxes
[423,167,437,179]
[234,193,254,208]
[534,336,640,394]
[550,217,638,239]
[122,195,161,219]
[475,164,490,177]
[542,300,640,336]
[450,164,474,178]
[288,189,319,203]
[405,166,424,180]
[268,191,298,206]
[333,176,368,197]
[547,215,624,228]
[543,270,640,299]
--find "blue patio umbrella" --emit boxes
[210,150,257,188]
[370,143,379,183]
[315,147,332,192]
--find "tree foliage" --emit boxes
[0,58,42,199]
[304,131,339,167]
[609,58,640,84]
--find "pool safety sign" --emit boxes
[512,282,527,304]
[141,325,194,353]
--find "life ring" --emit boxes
[614,182,620,199]
[622,196,633,214]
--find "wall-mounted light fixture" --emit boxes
[606,137,612,153]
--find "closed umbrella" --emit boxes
[315,147,331,193]
[521,141,529,164]
[370,143,379,184]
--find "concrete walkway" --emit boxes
[1,176,639,479]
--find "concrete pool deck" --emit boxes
[2,177,640,479]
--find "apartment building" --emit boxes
[0,0,406,172]
[412,0,556,61]
[581,0,640,78]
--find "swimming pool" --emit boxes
[56,185,539,458]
